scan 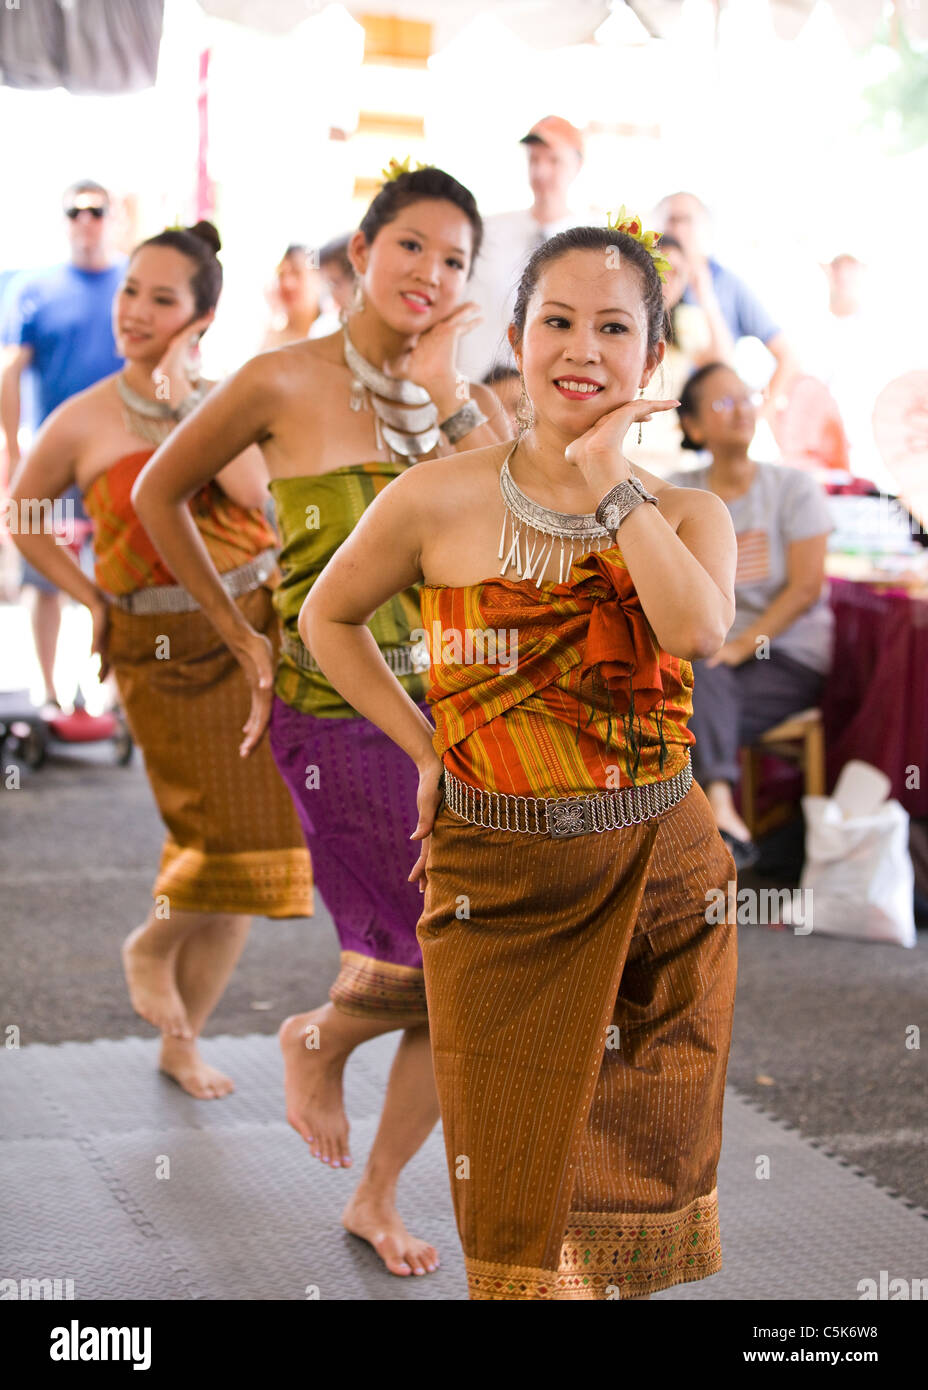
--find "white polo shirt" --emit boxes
[458,207,586,383]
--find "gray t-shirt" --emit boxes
[666,461,835,675]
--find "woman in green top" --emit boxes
[133,166,507,1277]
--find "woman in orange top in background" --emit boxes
[301,218,740,1299]
[10,223,311,1098]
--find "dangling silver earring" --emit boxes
[637,386,644,445]
[515,374,535,434]
[341,277,364,324]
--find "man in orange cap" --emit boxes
[458,115,586,381]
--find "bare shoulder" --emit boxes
[43,375,118,445]
[237,334,335,386]
[393,438,513,503]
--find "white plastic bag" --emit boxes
[800,791,916,947]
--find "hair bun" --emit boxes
[187,220,221,255]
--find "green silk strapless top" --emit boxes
[269,463,427,719]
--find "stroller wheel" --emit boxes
[11,720,47,770]
[114,717,134,766]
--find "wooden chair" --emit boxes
[740,707,826,839]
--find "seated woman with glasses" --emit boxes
[667,362,835,869]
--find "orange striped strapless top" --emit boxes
[420,546,695,796]
[83,451,277,595]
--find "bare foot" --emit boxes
[342,1190,439,1277]
[122,925,192,1038]
[159,1037,235,1099]
[279,1008,352,1168]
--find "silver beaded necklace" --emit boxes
[342,326,440,462]
[498,440,613,586]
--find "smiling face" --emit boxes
[114,245,206,361]
[510,247,662,440]
[349,198,473,335]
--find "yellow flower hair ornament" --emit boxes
[606,205,672,283]
[381,156,431,184]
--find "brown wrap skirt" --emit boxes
[109,584,312,919]
[416,777,737,1300]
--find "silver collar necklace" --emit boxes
[116,372,206,446]
[342,325,440,462]
[498,439,613,587]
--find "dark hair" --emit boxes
[63,178,109,210]
[357,167,483,273]
[510,226,670,357]
[318,235,353,276]
[131,221,223,317]
[281,243,309,262]
[482,364,520,385]
[658,232,683,256]
[677,360,730,450]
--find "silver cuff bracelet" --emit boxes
[440,399,488,443]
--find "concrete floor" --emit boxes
[2,593,927,1299]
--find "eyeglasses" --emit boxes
[710,391,764,413]
[66,206,106,220]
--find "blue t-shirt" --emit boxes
[682,257,780,347]
[0,260,126,426]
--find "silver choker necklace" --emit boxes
[117,372,206,446]
[498,440,613,586]
[342,326,440,462]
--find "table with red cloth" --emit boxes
[821,578,928,818]
[734,577,928,822]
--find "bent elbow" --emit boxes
[687,628,728,661]
[297,591,318,650]
[670,619,731,662]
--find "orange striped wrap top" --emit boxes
[419,546,695,797]
[83,451,277,595]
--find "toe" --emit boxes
[377,1236,412,1276]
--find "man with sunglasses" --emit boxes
[1,180,125,710]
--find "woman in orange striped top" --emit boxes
[11,223,311,1099]
[301,221,740,1299]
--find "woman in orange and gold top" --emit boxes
[10,222,311,1099]
[302,216,741,1299]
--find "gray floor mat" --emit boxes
[2,1033,925,1301]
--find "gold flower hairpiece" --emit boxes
[606,205,672,283]
[381,156,431,184]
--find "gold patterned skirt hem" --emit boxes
[466,1189,722,1301]
[329,950,429,1022]
[155,841,312,919]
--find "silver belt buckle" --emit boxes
[548,799,593,838]
[409,638,430,675]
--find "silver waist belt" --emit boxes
[442,754,693,837]
[110,549,277,616]
[281,630,430,679]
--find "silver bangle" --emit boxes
[440,399,488,443]
[594,476,659,533]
